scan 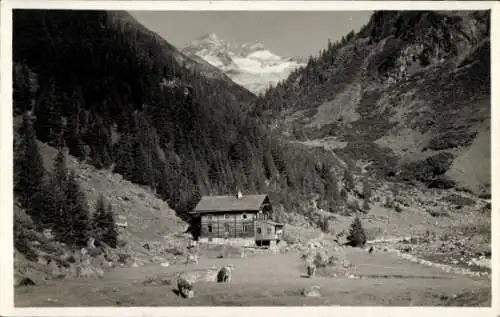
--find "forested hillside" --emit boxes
[254,11,490,196]
[13,9,348,234]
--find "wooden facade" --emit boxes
[200,212,256,239]
[255,220,284,242]
[191,194,284,246]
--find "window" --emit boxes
[257,228,262,234]
[208,215,212,220]
[224,223,230,233]
[243,214,247,219]
[208,225,213,233]
[267,227,272,234]
[243,224,250,233]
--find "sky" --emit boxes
[129,11,373,57]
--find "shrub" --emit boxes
[394,204,403,213]
[362,199,370,212]
[428,208,449,218]
[347,199,360,213]
[383,196,392,208]
[340,188,348,200]
[14,207,38,261]
[346,216,367,247]
[441,193,475,207]
[399,152,454,187]
[481,203,491,213]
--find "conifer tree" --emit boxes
[14,113,46,224]
[343,167,355,192]
[346,216,367,247]
[340,187,348,201]
[91,194,118,248]
[321,164,340,209]
[13,63,33,115]
[103,203,118,248]
[44,139,69,228]
[361,178,372,212]
[362,177,372,201]
[91,194,107,243]
[34,78,63,144]
[362,199,370,212]
[60,170,90,247]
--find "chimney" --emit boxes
[236,189,243,199]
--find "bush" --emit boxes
[14,207,38,261]
[346,216,367,247]
[347,199,360,213]
[441,193,475,207]
[428,208,449,218]
[383,196,393,208]
[362,199,370,212]
[399,152,454,187]
[394,204,403,213]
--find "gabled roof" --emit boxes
[193,194,269,213]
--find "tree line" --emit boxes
[14,113,117,249]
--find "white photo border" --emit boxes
[0,1,498,317]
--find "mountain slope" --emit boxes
[13,9,356,237]
[255,11,491,196]
[13,9,263,215]
[182,33,306,95]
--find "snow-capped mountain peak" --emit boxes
[182,33,306,95]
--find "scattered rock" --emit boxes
[177,277,194,298]
[301,285,321,297]
[18,277,36,287]
[143,274,172,286]
[117,253,131,264]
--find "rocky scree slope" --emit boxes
[255,11,491,196]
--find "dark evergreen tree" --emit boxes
[362,177,372,201]
[362,199,370,212]
[91,194,107,243]
[56,170,90,247]
[13,63,34,115]
[343,167,355,192]
[346,216,367,248]
[14,113,46,224]
[340,187,348,200]
[34,78,63,144]
[321,164,340,209]
[103,203,118,248]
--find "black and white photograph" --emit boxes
[1,0,496,312]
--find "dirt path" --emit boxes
[15,247,490,307]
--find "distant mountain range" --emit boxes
[182,33,307,95]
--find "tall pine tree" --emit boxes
[91,194,118,248]
[104,202,118,248]
[61,170,90,247]
[14,113,46,225]
[346,216,367,247]
[46,140,68,227]
[91,194,107,244]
